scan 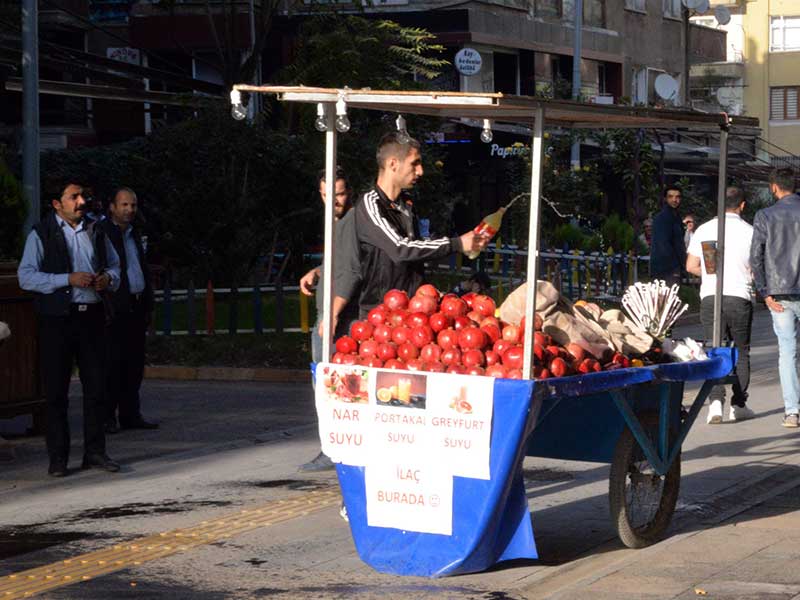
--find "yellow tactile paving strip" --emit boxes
[0,488,340,599]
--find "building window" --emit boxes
[771,87,800,120]
[563,0,605,28]
[770,16,800,52]
[625,0,645,12]
[663,0,681,19]
[536,0,561,19]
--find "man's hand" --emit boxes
[69,272,95,288]
[93,272,111,291]
[766,295,784,313]
[318,315,339,339]
[459,231,490,255]
[299,267,320,297]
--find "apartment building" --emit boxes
[692,0,800,162]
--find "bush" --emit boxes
[0,158,26,260]
[601,214,635,253]
[550,223,585,250]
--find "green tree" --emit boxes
[0,157,26,260]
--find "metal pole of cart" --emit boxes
[522,106,545,380]
[712,126,729,347]
[321,103,338,362]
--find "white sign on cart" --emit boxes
[315,365,494,535]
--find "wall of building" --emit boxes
[742,0,800,157]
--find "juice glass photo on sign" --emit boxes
[375,371,427,409]
[318,365,369,404]
[449,385,472,415]
[701,240,717,275]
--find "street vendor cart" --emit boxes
[232,84,758,576]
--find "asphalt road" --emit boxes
[2,306,800,599]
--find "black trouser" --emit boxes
[39,304,107,461]
[700,295,753,406]
[106,297,147,426]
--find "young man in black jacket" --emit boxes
[350,132,488,317]
[650,186,686,286]
[100,187,158,433]
[750,168,800,428]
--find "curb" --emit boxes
[144,365,310,383]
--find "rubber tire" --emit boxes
[609,417,681,549]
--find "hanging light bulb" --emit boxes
[335,97,351,133]
[395,114,410,144]
[480,119,493,143]
[229,89,247,121]
[314,103,328,132]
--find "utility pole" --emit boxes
[22,0,40,233]
[683,6,691,106]
[248,0,260,119]
[570,0,583,168]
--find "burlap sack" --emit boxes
[498,282,653,359]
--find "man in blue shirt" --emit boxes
[100,187,158,434]
[18,181,122,477]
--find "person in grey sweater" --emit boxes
[298,168,360,472]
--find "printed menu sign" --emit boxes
[315,365,496,536]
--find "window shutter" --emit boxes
[788,88,799,120]
[771,88,786,120]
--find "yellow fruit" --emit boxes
[376,388,393,402]
[631,359,644,368]
[389,385,398,398]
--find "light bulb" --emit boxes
[480,119,493,143]
[231,103,247,121]
[335,114,351,133]
[334,97,350,133]
[314,104,327,132]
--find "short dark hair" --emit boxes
[317,167,348,187]
[770,168,795,193]
[664,186,682,199]
[47,180,83,203]
[109,186,137,205]
[725,186,745,210]
[376,132,421,170]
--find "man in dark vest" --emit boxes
[100,187,158,433]
[18,181,122,476]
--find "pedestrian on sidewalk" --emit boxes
[650,186,687,286]
[750,167,800,428]
[100,187,159,434]
[17,181,122,476]
[298,168,360,472]
[686,187,755,424]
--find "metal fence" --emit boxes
[151,245,649,336]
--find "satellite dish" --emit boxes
[696,0,710,13]
[716,86,737,105]
[655,74,679,101]
[682,0,704,9]
[714,5,731,25]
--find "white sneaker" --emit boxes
[729,404,755,422]
[706,399,723,424]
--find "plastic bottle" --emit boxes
[466,207,506,259]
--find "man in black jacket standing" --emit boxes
[18,181,122,476]
[650,186,686,286]
[750,168,800,428]
[101,187,158,433]
[352,132,487,316]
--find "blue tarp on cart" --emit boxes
[336,378,540,577]
[323,348,736,577]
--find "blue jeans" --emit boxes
[770,300,800,415]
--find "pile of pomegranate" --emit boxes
[331,285,640,380]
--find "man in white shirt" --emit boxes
[687,187,756,424]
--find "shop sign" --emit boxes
[490,143,530,158]
[454,48,482,76]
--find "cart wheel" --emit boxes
[609,418,681,549]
